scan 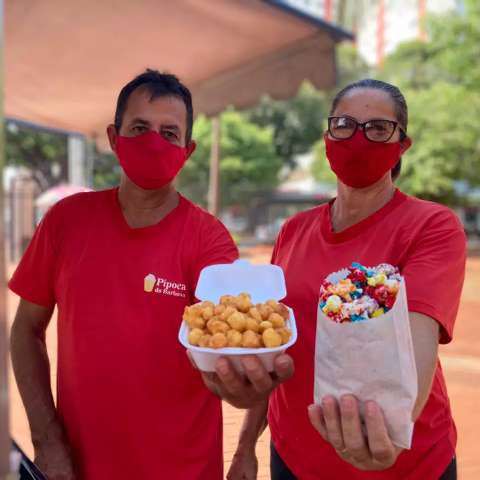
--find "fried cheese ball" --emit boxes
[220,295,236,306]
[262,328,282,348]
[186,315,205,329]
[188,328,204,346]
[258,321,273,333]
[242,330,262,348]
[266,300,290,320]
[207,319,230,335]
[185,297,291,349]
[220,305,236,322]
[248,307,263,322]
[183,305,205,329]
[268,312,286,329]
[245,316,260,333]
[226,311,247,332]
[226,329,243,347]
[258,304,274,321]
[201,306,215,320]
[235,293,253,313]
[200,300,215,309]
[209,332,228,349]
[276,327,292,344]
[198,333,212,348]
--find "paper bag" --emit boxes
[313,268,418,449]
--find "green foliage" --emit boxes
[380,1,480,92]
[310,138,336,185]
[397,83,480,201]
[378,2,480,203]
[248,45,369,172]
[335,43,372,89]
[379,40,441,89]
[427,0,480,90]
[177,111,282,208]
[92,147,121,190]
[247,82,328,169]
[5,123,67,189]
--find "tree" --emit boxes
[177,111,282,208]
[92,146,121,190]
[310,138,336,186]
[379,40,441,90]
[379,1,480,92]
[247,44,370,172]
[397,83,480,202]
[247,82,328,169]
[378,1,480,203]
[5,122,67,190]
[334,43,371,90]
[426,0,480,91]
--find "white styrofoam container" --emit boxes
[178,259,297,372]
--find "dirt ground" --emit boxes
[7,250,480,479]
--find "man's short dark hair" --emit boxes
[114,69,194,143]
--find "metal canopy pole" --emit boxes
[0,0,12,476]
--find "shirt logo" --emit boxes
[144,273,187,298]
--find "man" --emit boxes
[9,69,293,480]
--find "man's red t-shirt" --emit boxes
[9,189,238,480]
[269,189,466,480]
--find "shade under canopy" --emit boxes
[5,0,352,140]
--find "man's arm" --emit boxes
[308,312,439,472]
[10,298,76,479]
[227,400,268,480]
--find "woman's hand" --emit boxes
[226,447,258,480]
[308,395,403,471]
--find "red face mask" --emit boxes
[324,131,402,188]
[116,131,189,190]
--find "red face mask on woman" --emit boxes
[116,131,190,190]
[324,131,402,188]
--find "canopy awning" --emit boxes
[5,0,352,140]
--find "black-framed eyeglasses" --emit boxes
[328,115,405,143]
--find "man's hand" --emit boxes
[34,426,76,480]
[308,395,403,471]
[227,447,258,480]
[34,440,76,480]
[194,354,294,409]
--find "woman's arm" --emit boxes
[309,310,440,471]
[227,400,268,480]
[409,312,439,420]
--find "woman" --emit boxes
[227,79,465,480]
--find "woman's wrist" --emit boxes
[236,438,258,454]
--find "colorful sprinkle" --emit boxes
[320,263,400,323]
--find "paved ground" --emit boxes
[7,249,480,479]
